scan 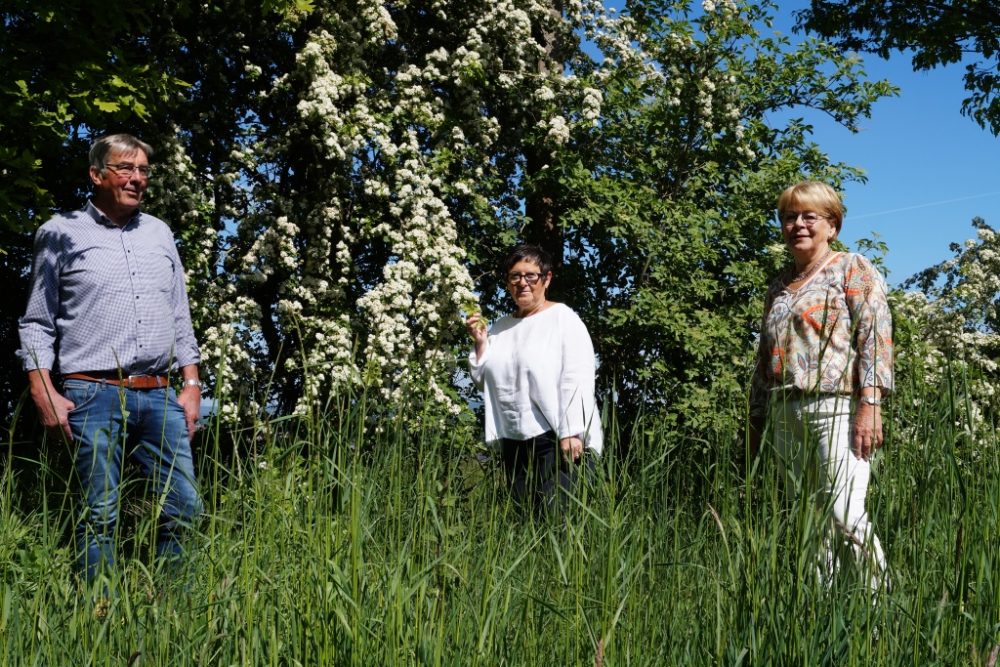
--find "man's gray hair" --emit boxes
[89,134,154,172]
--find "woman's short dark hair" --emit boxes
[503,244,554,277]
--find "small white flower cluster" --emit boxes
[148,130,211,232]
[544,115,571,145]
[242,216,300,277]
[581,87,603,125]
[702,0,737,13]
[361,3,398,42]
[469,0,616,151]
[535,86,556,102]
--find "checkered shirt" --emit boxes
[17,201,200,375]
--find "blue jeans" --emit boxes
[64,379,203,581]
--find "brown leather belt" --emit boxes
[63,372,169,390]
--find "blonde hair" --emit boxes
[777,181,843,234]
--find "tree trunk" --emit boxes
[523,0,565,267]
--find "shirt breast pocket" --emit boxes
[142,250,177,294]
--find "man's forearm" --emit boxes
[180,364,200,383]
[28,368,56,398]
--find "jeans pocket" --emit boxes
[165,387,185,411]
[63,380,102,414]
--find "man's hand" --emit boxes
[177,386,201,441]
[28,370,74,441]
[177,366,202,441]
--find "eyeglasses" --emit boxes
[105,162,153,178]
[507,272,544,285]
[779,211,827,226]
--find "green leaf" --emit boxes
[93,99,121,113]
[109,75,137,91]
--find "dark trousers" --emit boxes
[500,431,589,514]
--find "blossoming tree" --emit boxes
[893,219,1000,438]
[141,0,896,433]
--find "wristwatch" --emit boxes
[182,378,203,390]
[860,395,881,406]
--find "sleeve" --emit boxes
[169,239,201,368]
[748,290,774,419]
[558,310,600,442]
[17,225,62,371]
[844,254,893,395]
[467,340,489,390]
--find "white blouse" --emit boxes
[469,303,603,454]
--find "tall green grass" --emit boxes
[1,369,998,665]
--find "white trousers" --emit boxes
[771,394,887,589]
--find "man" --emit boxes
[18,134,204,581]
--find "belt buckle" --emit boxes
[124,374,165,389]
[125,374,153,389]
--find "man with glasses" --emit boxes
[17,133,204,582]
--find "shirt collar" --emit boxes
[85,200,142,229]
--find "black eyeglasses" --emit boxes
[507,272,544,285]
[106,162,153,178]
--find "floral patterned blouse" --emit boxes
[750,252,893,417]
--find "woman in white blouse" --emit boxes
[466,245,602,511]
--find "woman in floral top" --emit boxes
[749,181,893,589]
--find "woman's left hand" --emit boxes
[852,403,883,461]
[560,436,584,463]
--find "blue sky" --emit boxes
[770,1,1000,285]
[808,60,1000,285]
